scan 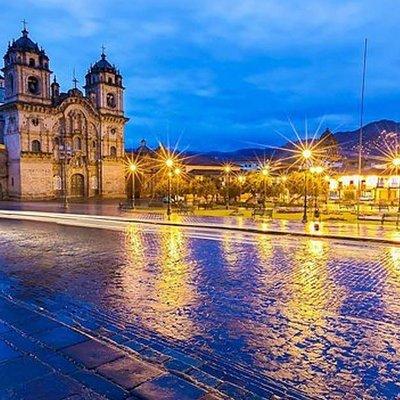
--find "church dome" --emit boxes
[91,52,116,73]
[7,28,45,56]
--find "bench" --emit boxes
[381,213,400,225]
[252,208,273,219]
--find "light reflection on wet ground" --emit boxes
[0,219,399,399]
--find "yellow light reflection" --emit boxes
[155,226,197,340]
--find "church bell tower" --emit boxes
[2,22,51,105]
[84,49,124,116]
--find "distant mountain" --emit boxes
[333,119,400,156]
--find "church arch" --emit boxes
[70,174,85,198]
[73,136,82,151]
[27,76,40,95]
[31,140,41,152]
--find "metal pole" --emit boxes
[263,177,267,209]
[167,172,172,219]
[131,172,135,208]
[356,38,368,219]
[302,169,308,223]
[226,173,230,210]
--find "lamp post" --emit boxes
[237,174,246,205]
[310,165,324,217]
[224,165,232,209]
[59,142,73,209]
[302,149,312,223]
[261,165,270,208]
[392,157,400,226]
[174,167,181,202]
[129,163,137,208]
[166,157,174,219]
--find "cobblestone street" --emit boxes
[0,216,399,399]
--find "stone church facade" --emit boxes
[0,26,128,200]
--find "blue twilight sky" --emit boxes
[1,0,400,151]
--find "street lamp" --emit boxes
[392,157,400,225]
[260,165,270,208]
[237,174,246,204]
[302,148,312,223]
[223,164,232,209]
[129,163,137,208]
[166,157,174,219]
[174,167,182,202]
[310,165,324,217]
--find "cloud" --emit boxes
[1,0,400,151]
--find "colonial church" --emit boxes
[0,25,128,200]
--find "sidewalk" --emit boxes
[0,274,308,400]
[0,291,220,400]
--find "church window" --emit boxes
[74,136,82,151]
[110,146,117,157]
[108,77,113,84]
[92,141,96,148]
[106,93,116,108]
[11,177,14,187]
[27,76,40,95]
[32,118,39,126]
[29,58,35,67]
[32,140,41,153]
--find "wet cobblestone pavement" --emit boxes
[0,218,400,399]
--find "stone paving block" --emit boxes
[133,373,205,400]
[187,368,222,388]
[96,355,163,390]
[0,339,20,363]
[0,305,34,325]
[63,339,125,369]
[0,356,51,390]
[164,358,192,373]
[124,339,145,352]
[217,382,254,400]
[0,373,85,400]
[139,347,170,363]
[109,332,130,345]
[40,352,80,375]
[12,314,62,334]
[162,348,203,367]
[34,326,88,350]
[0,330,44,357]
[72,370,127,400]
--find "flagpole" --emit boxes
[356,38,368,219]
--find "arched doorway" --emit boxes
[70,174,85,198]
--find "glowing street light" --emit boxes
[302,149,313,223]
[392,156,400,222]
[223,164,233,209]
[259,164,271,208]
[165,158,175,219]
[302,149,312,160]
[129,163,138,208]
